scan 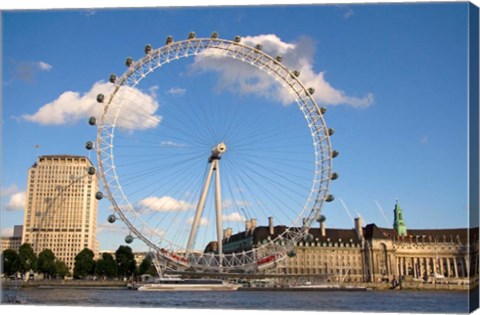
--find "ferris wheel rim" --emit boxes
[94,35,334,272]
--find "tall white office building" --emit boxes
[22,155,99,270]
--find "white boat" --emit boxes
[137,277,241,291]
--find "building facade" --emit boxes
[22,155,99,271]
[1,225,23,252]
[217,202,478,285]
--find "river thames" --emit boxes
[1,287,476,314]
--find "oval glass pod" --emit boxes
[107,214,116,223]
[144,44,152,54]
[87,167,96,175]
[125,235,134,244]
[96,94,105,103]
[316,215,326,223]
[95,191,104,200]
[109,74,117,83]
[304,233,314,242]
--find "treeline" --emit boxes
[1,243,157,280]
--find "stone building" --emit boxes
[215,201,478,285]
[21,155,99,271]
[1,225,23,252]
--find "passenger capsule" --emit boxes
[95,191,104,200]
[87,167,96,175]
[107,214,116,223]
[316,215,326,223]
[88,117,96,126]
[292,70,300,77]
[96,94,105,103]
[325,194,335,202]
[188,32,196,40]
[85,141,94,150]
[307,88,315,95]
[330,172,339,180]
[211,32,219,39]
[234,36,241,43]
[287,250,296,257]
[275,56,283,63]
[255,44,263,51]
[304,233,314,242]
[165,36,174,45]
[320,107,327,115]
[125,57,134,67]
[331,150,339,158]
[109,74,117,83]
[144,44,153,54]
[328,128,335,136]
[125,235,134,244]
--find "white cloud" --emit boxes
[1,184,19,197]
[138,196,193,212]
[420,135,429,145]
[1,227,14,237]
[187,217,209,226]
[222,212,245,222]
[192,34,373,108]
[97,223,129,235]
[341,7,354,19]
[145,228,166,238]
[148,85,159,99]
[38,61,52,71]
[9,60,53,83]
[160,140,188,148]
[6,191,26,211]
[166,87,187,97]
[21,81,162,131]
[222,199,251,209]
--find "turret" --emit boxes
[268,217,274,235]
[355,217,363,240]
[393,199,407,236]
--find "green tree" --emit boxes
[137,255,157,276]
[95,258,107,279]
[18,243,37,274]
[2,249,21,276]
[73,248,95,279]
[102,253,118,278]
[115,246,136,279]
[95,252,117,279]
[55,260,71,279]
[37,249,56,279]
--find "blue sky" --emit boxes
[1,2,474,252]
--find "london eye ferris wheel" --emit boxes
[86,32,338,274]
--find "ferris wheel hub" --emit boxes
[209,142,227,162]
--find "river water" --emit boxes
[1,287,477,314]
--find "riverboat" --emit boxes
[137,277,240,291]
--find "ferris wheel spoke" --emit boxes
[224,156,301,224]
